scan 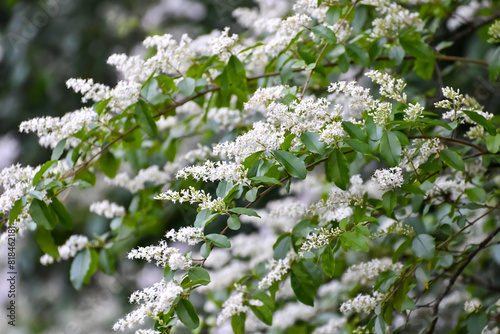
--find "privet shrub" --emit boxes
[2,0,500,333]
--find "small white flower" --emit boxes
[371,167,403,190]
[216,292,249,326]
[464,299,481,313]
[90,200,126,219]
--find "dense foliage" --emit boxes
[2,0,500,333]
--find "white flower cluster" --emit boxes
[105,165,173,193]
[404,102,424,122]
[66,78,141,112]
[89,200,126,219]
[319,121,345,145]
[371,167,403,191]
[299,227,342,255]
[154,186,225,212]
[258,252,295,289]
[436,87,493,125]
[328,81,376,119]
[142,33,194,75]
[366,70,407,103]
[400,138,440,171]
[310,175,366,223]
[373,221,415,238]
[176,160,249,184]
[361,0,422,40]
[340,291,385,314]
[464,299,481,313]
[209,27,239,61]
[165,226,204,246]
[488,20,500,43]
[244,85,288,110]
[483,327,500,334]
[19,107,98,149]
[265,13,311,57]
[127,240,191,270]
[113,280,183,332]
[213,121,285,163]
[216,291,249,326]
[0,164,38,216]
[40,235,89,266]
[342,258,403,284]
[267,98,333,136]
[107,54,153,83]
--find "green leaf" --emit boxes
[400,183,426,196]
[94,97,111,115]
[216,181,238,200]
[229,207,260,218]
[227,215,241,230]
[465,187,487,203]
[273,234,292,260]
[231,313,246,334]
[340,232,369,252]
[33,160,57,186]
[311,25,337,43]
[9,199,23,224]
[326,6,342,24]
[382,191,397,218]
[467,312,488,334]
[412,234,435,260]
[176,299,200,329]
[70,249,92,290]
[98,248,115,275]
[84,249,99,284]
[345,139,373,155]
[393,237,412,263]
[194,209,219,228]
[380,130,401,166]
[36,227,59,259]
[463,110,496,135]
[178,77,196,96]
[30,199,56,230]
[325,149,350,190]
[320,244,335,277]
[488,46,500,81]
[205,234,231,248]
[99,151,120,178]
[200,242,211,258]
[135,100,158,138]
[291,262,320,306]
[188,267,211,285]
[486,133,500,153]
[372,316,385,334]
[250,292,275,326]
[343,121,368,141]
[250,176,283,186]
[273,150,307,179]
[346,43,370,67]
[75,170,97,187]
[51,139,67,161]
[399,31,435,60]
[49,197,73,230]
[300,132,326,154]
[440,149,465,172]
